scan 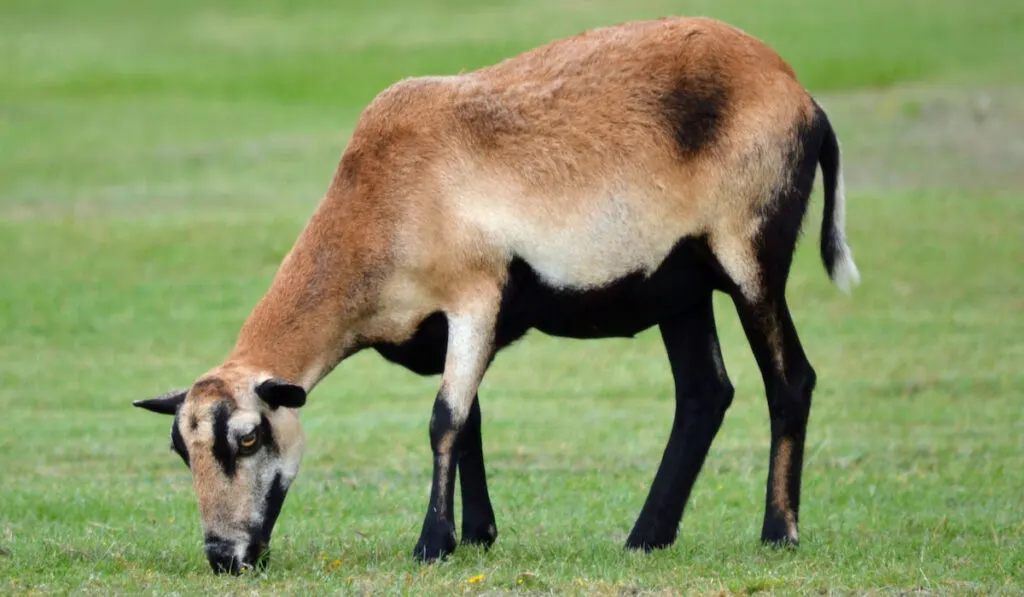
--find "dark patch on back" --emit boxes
[212,401,236,478]
[171,417,190,468]
[659,68,730,156]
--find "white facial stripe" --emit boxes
[228,411,261,439]
[234,542,250,568]
[268,408,305,482]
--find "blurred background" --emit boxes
[1,0,1021,594]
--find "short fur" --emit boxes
[136,16,858,571]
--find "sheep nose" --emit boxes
[204,535,249,575]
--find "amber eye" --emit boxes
[238,430,260,455]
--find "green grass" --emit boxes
[1,0,1023,594]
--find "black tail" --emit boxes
[816,106,859,292]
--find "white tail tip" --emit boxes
[832,248,861,294]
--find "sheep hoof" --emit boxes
[624,528,677,552]
[461,522,497,549]
[413,522,457,563]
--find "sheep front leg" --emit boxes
[458,395,498,548]
[413,305,498,562]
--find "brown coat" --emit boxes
[229,17,841,389]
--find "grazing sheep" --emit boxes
[134,15,858,572]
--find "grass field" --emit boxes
[2,0,1023,594]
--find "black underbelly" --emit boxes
[374,236,726,376]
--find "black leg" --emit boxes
[413,395,461,562]
[457,395,498,548]
[732,293,815,545]
[626,293,735,551]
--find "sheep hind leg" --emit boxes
[731,290,815,546]
[713,182,817,546]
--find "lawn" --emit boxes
[1,0,1023,595]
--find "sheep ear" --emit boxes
[133,389,188,415]
[255,378,307,410]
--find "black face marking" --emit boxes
[659,67,729,157]
[258,414,277,455]
[170,417,190,468]
[260,473,287,544]
[212,402,236,478]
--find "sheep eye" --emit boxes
[238,430,260,455]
